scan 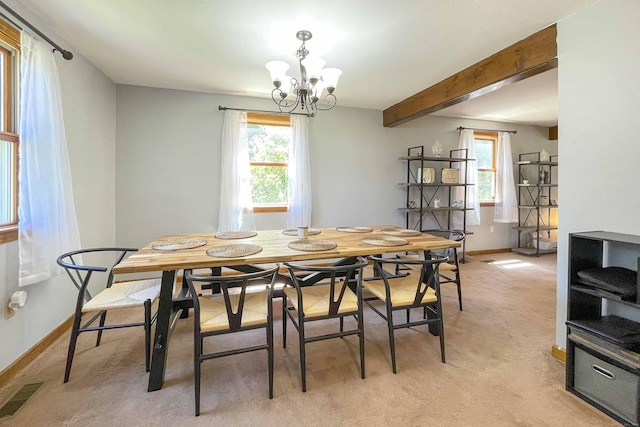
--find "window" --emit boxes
[0,19,19,244]
[474,131,497,205]
[247,113,291,213]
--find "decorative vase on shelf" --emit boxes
[432,139,443,157]
[540,149,550,162]
[539,170,548,184]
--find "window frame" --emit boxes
[0,19,20,244]
[474,131,498,207]
[247,112,291,213]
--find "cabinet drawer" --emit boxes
[574,347,640,425]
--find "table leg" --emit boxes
[422,252,439,336]
[148,269,176,392]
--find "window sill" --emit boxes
[480,202,496,207]
[0,226,18,244]
[253,206,288,213]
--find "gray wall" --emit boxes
[0,0,117,372]
[115,87,403,247]
[555,0,640,348]
[115,84,552,253]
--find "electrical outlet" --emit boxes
[490,225,495,233]
[4,299,15,319]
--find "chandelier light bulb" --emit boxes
[279,76,293,98]
[321,68,342,93]
[313,80,326,101]
[301,56,326,83]
[265,60,290,87]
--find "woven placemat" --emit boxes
[282,228,321,236]
[288,239,337,252]
[336,226,373,233]
[152,238,207,251]
[380,228,422,237]
[206,243,263,258]
[215,231,257,240]
[361,235,409,247]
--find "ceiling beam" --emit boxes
[383,24,557,127]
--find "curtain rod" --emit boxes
[457,126,517,134]
[218,105,310,117]
[0,1,73,60]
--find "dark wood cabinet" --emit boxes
[566,231,640,426]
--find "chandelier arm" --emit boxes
[271,88,302,114]
[306,102,317,117]
[314,93,338,111]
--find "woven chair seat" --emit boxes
[439,262,456,271]
[199,288,269,333]
[82,278,161,313]
[363,274,437,307]
[284,284,358,318]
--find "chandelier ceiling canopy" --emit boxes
[266,30,342,117]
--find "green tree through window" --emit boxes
[247,113,291,211]
[474,132,497,203]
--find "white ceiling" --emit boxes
[18,0,594,126]
[432,68,559,127]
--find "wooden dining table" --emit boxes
[112,226,460,391]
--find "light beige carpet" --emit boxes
[0,253,617,426]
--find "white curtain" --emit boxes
[453,129,480,227]
[493,132,518,223]
[286,115,312,228]
[18,32,81,286]
[218,111,255,231]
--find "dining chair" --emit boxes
[364,254,449,373]
[56,248,162,383]
[396,229,466,310]
[283,257,368,392]
[183,265,279,416]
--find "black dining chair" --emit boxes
[56,248,162,383]
[282,257,368,392]
[396,229,466,310]
[183,265,279,416]
[364,254,449,373]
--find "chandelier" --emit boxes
[265,30,342,117]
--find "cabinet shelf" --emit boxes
[571,283,640,309]
[518,204,559,209]
[398,207,471,213]
[512,247,556,255]
[566,231,640,426]
[400,145,473,260]
[513,225,558,232]
[398,183,470,187]
[399,155,475,162]
[514,152,558,256]
[517,160,558,166]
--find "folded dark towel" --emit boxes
[567,316,640,349]
[577,266,637,299]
